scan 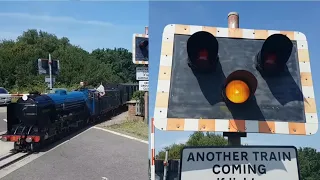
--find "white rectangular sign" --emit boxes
[139,81,149,91]
[45,77,55,83]
[136,67,149,80]
[180,146,300,180]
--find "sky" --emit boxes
[148,1,320,156]
[0,1,148,52]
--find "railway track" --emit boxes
[0,151,32,170]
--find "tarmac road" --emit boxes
[0,127,148,180]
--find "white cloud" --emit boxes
[0,12,114,27]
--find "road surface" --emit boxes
[0,107,7,133]
[0,127,148,180]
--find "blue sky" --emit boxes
[0,2,148,52]
[148,1,320,156]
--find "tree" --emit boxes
[156,132,228,159]
[0,29,137,92]
[298,147,320,180]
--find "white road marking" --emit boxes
[3,119,6,122]
[102,177,108,180]
[92,126,148,144]
[0,107,6,113]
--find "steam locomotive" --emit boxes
[0,83,138,152]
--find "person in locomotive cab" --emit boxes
[75,81,86,91]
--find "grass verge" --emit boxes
[104,120,148,141]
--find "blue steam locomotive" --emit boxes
[1,83,138,152]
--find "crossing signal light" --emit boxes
[132,34,148,64]
[223,70,257,104]
[225,80,250,103]
[51,60,59,75]
[154,24,317,135]
[139,39,149,58]
[187,31,218,73]
[256,34,293,76]
[139,39,148,50]
[41,59,49,69]
[38,59,60,75]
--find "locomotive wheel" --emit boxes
[30,142,41,152]
[13,143,21,152]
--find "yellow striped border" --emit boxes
[132,33,149,65]
[153,24,318,135]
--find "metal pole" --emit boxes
[144,91,149,124]
[223,12,247,146]
[49,54,53,90]
[228,12,239,28]
[145,26,149,124]
[163,151,168,180]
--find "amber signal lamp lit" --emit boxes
[225,80,251,104]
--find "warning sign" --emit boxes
[139,81,149,91]
[180,146,300,180]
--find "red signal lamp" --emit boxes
[223,70,257,104]
[41,59,49,69]
[52,60,58,69]
[198,49,209,61]
[138,39,149,59]
[139,40,148,49]
[256,34,293,75]
[187,31,219,73]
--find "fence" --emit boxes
[135,100,145,116]
[149,159,181,180]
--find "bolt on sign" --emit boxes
[153,24,318,135]
[132,33,149,65]
[180,146,300,180]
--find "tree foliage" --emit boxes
[0,29,137,93]
[157,132,320,180]
[156,132,228,159]
[298,147,320,180]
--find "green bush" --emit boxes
[132,91,145,101]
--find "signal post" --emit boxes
[222,12,247,146]
[152,12,318,180]
[132,27,149,123]
[38,54,60,90]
